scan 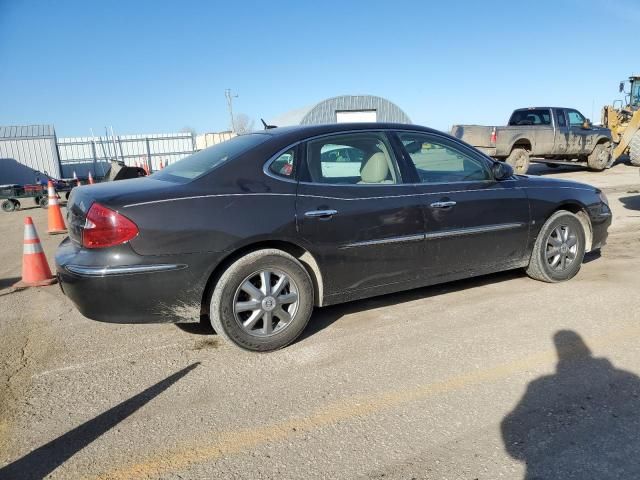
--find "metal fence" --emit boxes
[0,125,62,184]
[57,132,197,177]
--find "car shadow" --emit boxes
[177,253,606,344]
[175,319,215,336]
[501,330,640,479]
[527,163,585,176]
[0,362,200,479]
[300,268,525,342]
[619,195,640,212]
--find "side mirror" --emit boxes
[492,161,514,180]
[619,81,625,93]
[582,119,592,129]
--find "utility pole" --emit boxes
[225,89,238,133]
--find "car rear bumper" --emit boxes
[55,237,215,323]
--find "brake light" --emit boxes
[82,203,139,248]
[490,127,497,144]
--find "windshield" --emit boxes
[631,80,640,107]
[151,133,269,183]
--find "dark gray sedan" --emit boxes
[56,123,612,351]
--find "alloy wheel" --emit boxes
[232,269,299,337]
[545,224,578,271]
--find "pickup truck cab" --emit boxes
[451,107,613,173]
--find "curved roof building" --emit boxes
[270,95,411,126]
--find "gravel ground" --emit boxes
[0,162,639,479]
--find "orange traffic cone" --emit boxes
[47,180,67,235]
[88,172,95,184]
[13,217,57,288]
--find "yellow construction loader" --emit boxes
[601,75,640,166]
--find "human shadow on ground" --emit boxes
[0,277,20,290]
[501,330,640,479]
[0,362,200,480]
[619,194,640,212]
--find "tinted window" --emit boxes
[398,132,491,183]
[152,134,269,183]
[305,133,399,185]
[557,110,566,127]
[269,149,295,178]
[567,109,586,126]
[508,109,552,126]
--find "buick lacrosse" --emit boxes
[56,123,611,351]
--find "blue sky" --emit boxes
[1,0,638,136]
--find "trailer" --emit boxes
[0,182,71,212]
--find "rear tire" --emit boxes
[630,131,640,166]
[1,200,15,212]
[587,142,611,171]
[38,196,48,208]
[506,148,530,174]
[526,211,586,283]
[209,249,314,352]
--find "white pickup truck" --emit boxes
[451,107,613,173]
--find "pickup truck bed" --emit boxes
[451,107,613,173]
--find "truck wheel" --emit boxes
[209,249,314,352]
[506,148,530,174]
[526,211,586,283]
[1,200,15,212]
[38,196,48,208]
[630,131,640,166]
[12,200,21,210]
[587,142,611,171]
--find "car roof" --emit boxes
[252,123,442,142]
[512,107,577,111]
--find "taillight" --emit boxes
[490,127,497,144]
[82,203,139,248]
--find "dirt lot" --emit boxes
[1,163,639,479]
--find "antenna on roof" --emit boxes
[261,118,277,130]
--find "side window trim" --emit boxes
[393,130,495,185]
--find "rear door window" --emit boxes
[304,132,400,185]
[508,109,552,126]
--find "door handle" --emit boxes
[304,209,338,219]
[430,201,457,209]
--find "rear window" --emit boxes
[508,109,552,126]
[152,134,269,183]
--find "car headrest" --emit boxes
[360,152,389,183]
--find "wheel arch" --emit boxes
[510,138,533,152]
[591,135,612,151]
[552,203,593,252]
[200,240,325,319]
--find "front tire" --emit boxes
[526,211,586,283]
[210,249,314,352]
[630,131,640,167]
[506,148,530,174]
